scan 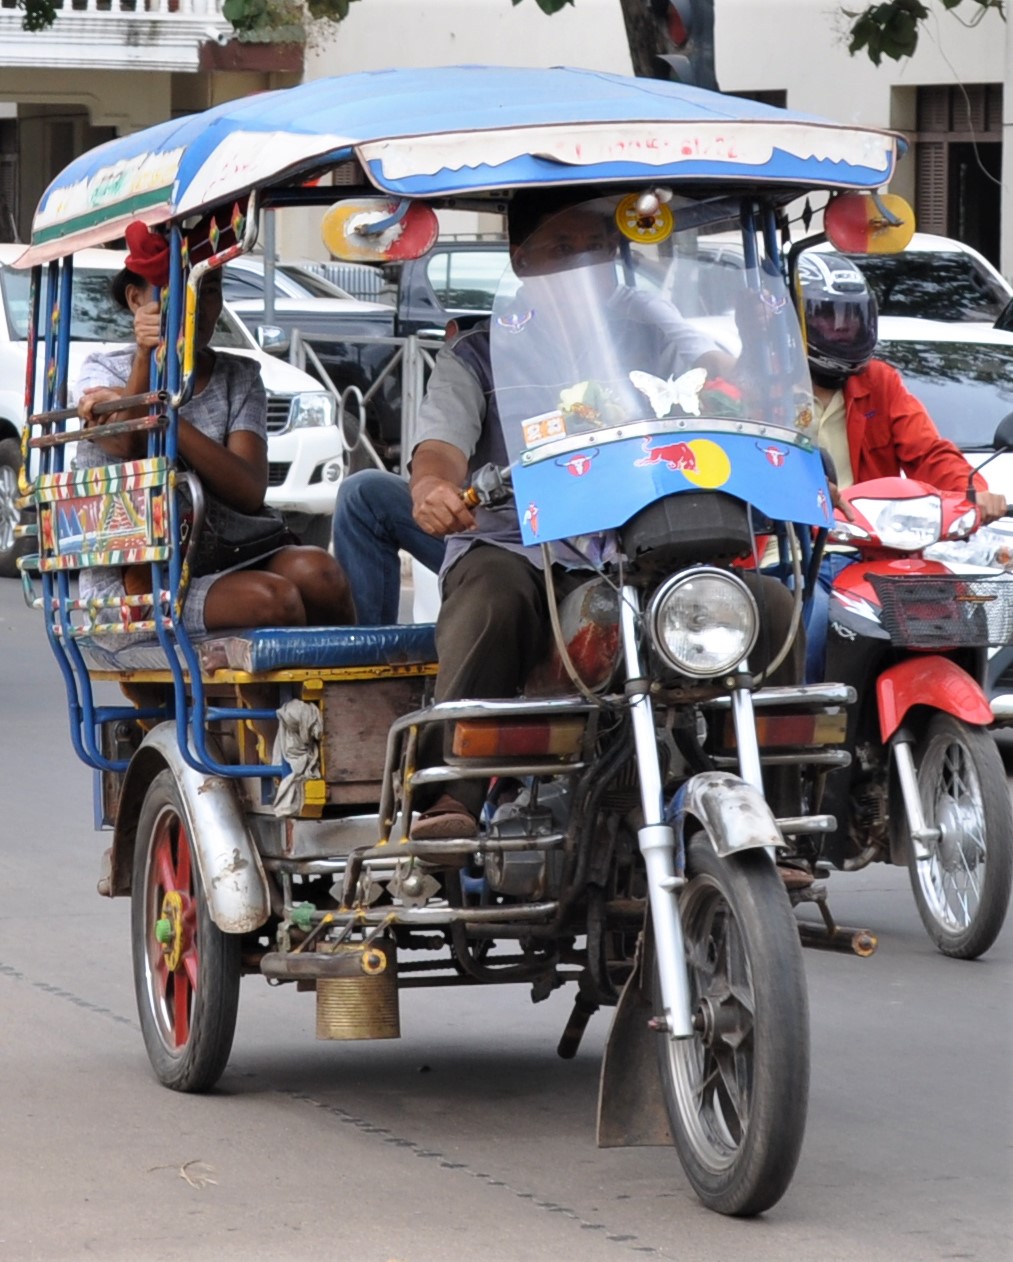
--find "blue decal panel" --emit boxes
[511,431,832,545]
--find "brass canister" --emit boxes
[314,939,400,1041]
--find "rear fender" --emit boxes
[877,656,993,743]
[110,723,270,933]
[670,771,785,857]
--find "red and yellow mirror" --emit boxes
[824,192,915,255]
[321,198,439,263]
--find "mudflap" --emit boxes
[596,921,673,1148]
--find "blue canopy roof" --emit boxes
[24,65,902,263]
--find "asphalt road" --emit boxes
[1,578,1011,1262]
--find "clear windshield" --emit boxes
[490,195,813,467]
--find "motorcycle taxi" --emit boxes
[14,66,915,1217]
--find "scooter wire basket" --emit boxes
[868,573,1013,649]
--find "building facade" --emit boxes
[1,0,1009,273]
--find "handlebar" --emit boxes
[461,462,513,509]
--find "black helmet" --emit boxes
[798,251,878,387]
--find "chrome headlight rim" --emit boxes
[646,566,760,679]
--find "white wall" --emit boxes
[717,0,1004,121]
[307,0,632,77]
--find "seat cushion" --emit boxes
[198,624,438,673]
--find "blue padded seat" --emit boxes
[199,623,438,673]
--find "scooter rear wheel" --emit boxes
[654,836,809,1217]
[906,714,1012,959]
[131,770,241,1091]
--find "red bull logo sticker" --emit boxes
[634,437,731,488]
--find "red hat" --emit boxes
[124,221,170,288]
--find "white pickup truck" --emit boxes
[0,245,344,576]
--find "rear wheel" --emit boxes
[655,837,809,1217]
[906,715,1012,959]
[0,436,30,579]
[131,770,241,1091]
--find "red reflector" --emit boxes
[452,718,585,758]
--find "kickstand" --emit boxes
[794,883,878,956]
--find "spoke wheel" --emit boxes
[906,715,1012,959]
[0,437,30,579]
[655,837,809,1217]
[131,770,241,1091]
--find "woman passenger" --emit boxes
[74,220,354,635]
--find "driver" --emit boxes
[407,190,802,841]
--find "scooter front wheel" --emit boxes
[906,714,1012,959]
[131,769,241,1091]
[654,836,809,1217]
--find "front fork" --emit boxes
[620,587,769,1041]
[620,587,694,1038]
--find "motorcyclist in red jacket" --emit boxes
[766,251,1007,680]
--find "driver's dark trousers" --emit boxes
[417,542,806,821]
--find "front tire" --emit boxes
[655,837,809,1217]
[131,770,241,1091]
[906,715,1012,959]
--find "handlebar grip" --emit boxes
[461,487,480,508]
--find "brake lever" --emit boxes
[461,462,513,509]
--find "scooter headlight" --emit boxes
[840,495,942,550]
[647,568,759,678]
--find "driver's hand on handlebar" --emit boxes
[978,491,1008,524]
[411,474,477,537]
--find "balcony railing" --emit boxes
[0,0,248,73]
[1,0,226,15]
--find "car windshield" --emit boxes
[1,263,250,349]
[876,338,1013,449]
[845,251,1009,322]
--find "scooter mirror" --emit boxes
[992,411,1013,452]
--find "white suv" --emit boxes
[0,246,343,576]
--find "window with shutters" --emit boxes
[913,85,1002,266]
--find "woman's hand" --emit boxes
[133,300,161,353]
[78,385,127,430]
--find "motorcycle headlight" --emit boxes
[847,494,941,550]
[647,568,759,678]
[289,391,336,429]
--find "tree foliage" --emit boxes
[845,0,1003,66]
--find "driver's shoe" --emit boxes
[411,793,479,841]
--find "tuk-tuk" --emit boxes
[16,65,911,1216]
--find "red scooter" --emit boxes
[794,472,1013,959]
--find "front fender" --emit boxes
[111,723,270,934]
[669,771,785,857]
[877,656,993,743]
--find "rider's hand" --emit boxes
[412,474,477,536]
[977,491,1008,524]
[133,300,162,353]
[830,481,857,521]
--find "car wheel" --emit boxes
[0,436,30,579]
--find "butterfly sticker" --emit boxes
[630,367,708,418]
